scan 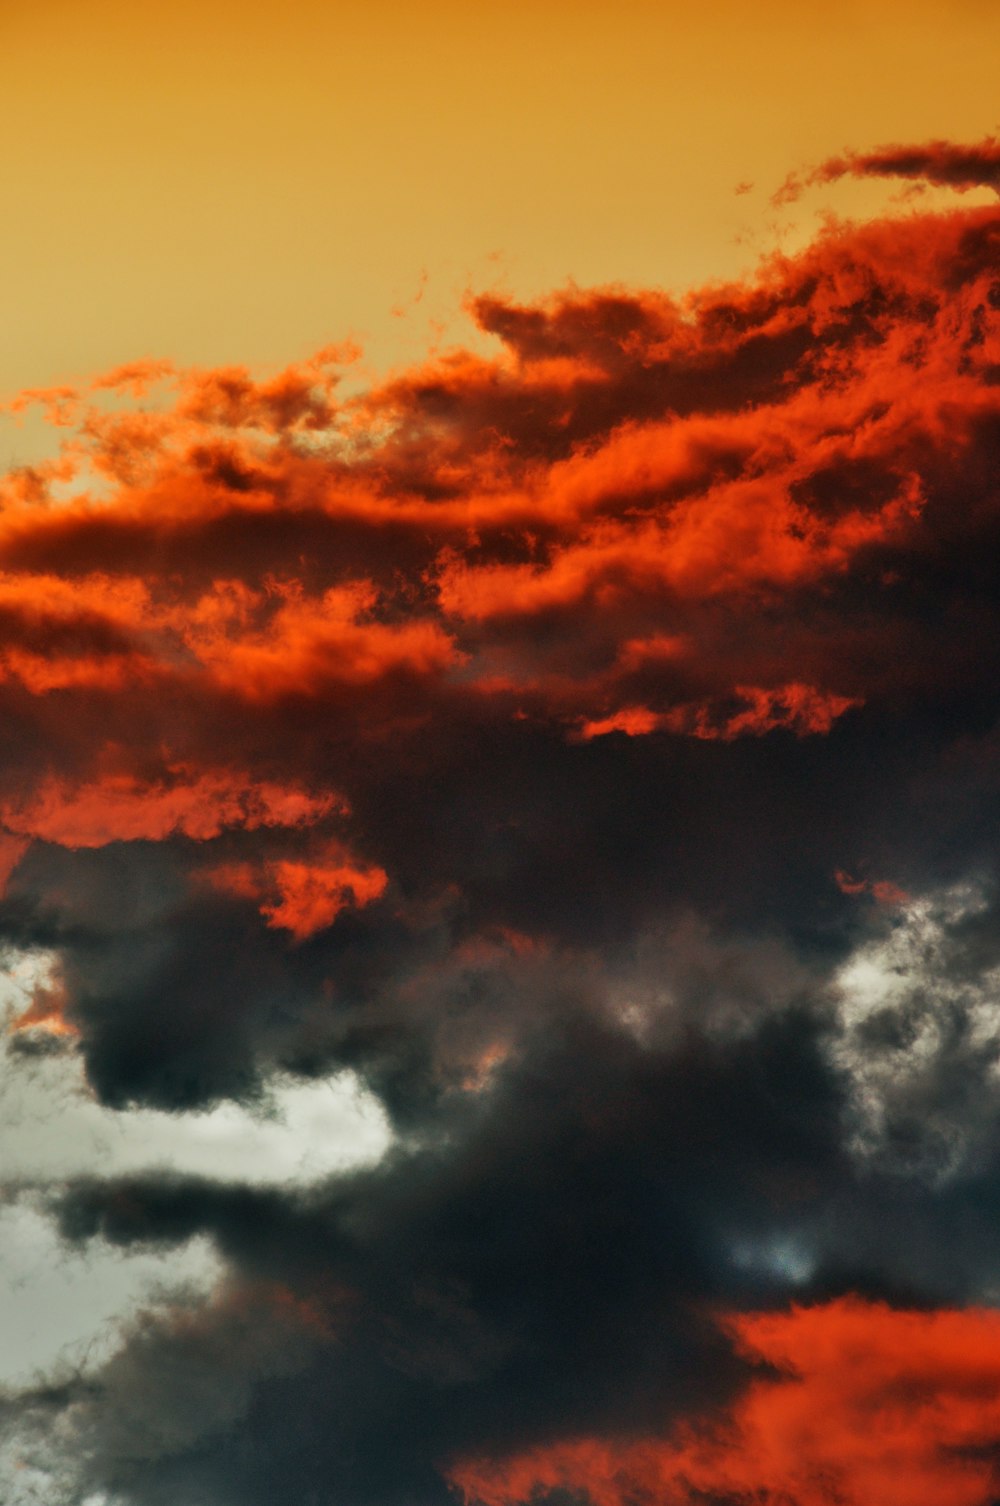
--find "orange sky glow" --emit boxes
[3,0,998,401]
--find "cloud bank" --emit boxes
[1,138,1000,1505]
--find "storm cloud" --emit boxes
[2,138,1000,1506]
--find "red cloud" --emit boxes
[576,706,666,740]
[577,684,859,742]
[180,580,460,701]
[835,869,909,904]
[205,844,388,940]
[451,1300,1000,1506]
[0,767,339,848]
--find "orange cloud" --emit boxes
[675,683,861,741]
[578,685,859,742]
[451,1300,1000,1506]
[0,194,992,745]
[206,844,388,941]
[180,580,460,701]
[9,971,77,1039]
[577,707,666,740]
[0,768,339,848]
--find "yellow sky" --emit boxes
[3,0,999,406]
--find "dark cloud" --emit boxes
[774,133,1000,204]
[41,998,843,1505]
[1,141,1000,1505]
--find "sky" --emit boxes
[1,1,1000,1504]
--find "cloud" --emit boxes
[577,683,861,742]
[0,768,339,848]
[205,845,389,940]
[0,986,391,1189]
[26,990,840,1504]
[0,1202,221,1388]
[1,139,1000,1505]
[774,133,1000,204]
[451,1300,1000,1506]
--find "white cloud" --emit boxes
[0,1203,220,1387]
[0,952,391,1189]
[0,948,392,1395]
[831,881,1000,1177]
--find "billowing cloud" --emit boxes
[2,140,1000,1505]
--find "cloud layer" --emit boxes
[2,139,1000,1505]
